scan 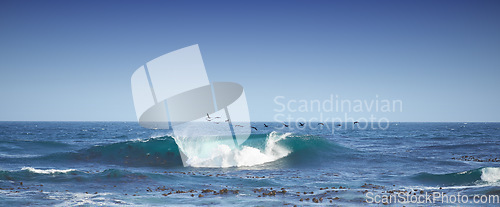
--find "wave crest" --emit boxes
[412,167,500,186]
[179,131,292,168]
[481,167,500,183]
[21,167,76,174]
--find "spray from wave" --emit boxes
[173,131,292,168]
[481,167,500,183]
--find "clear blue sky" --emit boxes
[1,0,499,122]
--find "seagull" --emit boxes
[299,122,304,126]
[251,126,258,131]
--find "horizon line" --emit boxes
[0,120,499,123]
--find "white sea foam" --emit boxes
[0,153,38,158]
[174,131,292,168]
[481,167,500,183]
[52,191,122,207]
[21,167,76,174]
[415,184,497,191]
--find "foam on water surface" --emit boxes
[174,131,291,167]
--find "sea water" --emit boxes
[0,122,499,206]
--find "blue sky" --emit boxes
[0,0,499,122]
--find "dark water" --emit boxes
[0,122,499,206]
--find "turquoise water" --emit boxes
[0,122,499,206]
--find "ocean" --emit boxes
[0,122,499,206]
